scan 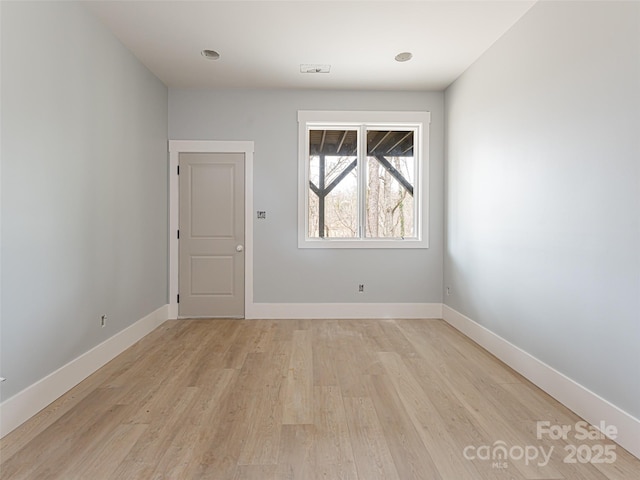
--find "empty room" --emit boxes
[1,1,639,479]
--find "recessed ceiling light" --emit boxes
[201,49,220,60]
[395,52,413,62]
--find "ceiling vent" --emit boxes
[300,64,331,74]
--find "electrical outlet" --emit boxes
[358,284,364,292]
[446,286,452,296]
[100,314,107,328]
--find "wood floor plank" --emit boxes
[233,465,279,480]
[499,382,631,480]
[195,354,268,479]
[361,319,419,357]
[110,386,200,478]
[221,321,262,369]
[2,318,639,480]
[311,321,339,387]
[60,423,148,480]
[379,350,494,479]
[0,378,107,464]
[312,385,358,478]
[282,329,313,425]
[237,341,291,465]
[343,396,400,480]
[367,373,444,480]
[396,321,563,479]
[183,320,241,385]
[276,424,315,479]
[0,387,126,480]
[143,368,238,479]
[29,403,133,480]
[331,323,384,397]
[0,321,177,463]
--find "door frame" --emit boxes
[168,140,254,319]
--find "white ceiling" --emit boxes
[87,0,536,91]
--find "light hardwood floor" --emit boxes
[1,319,639,479]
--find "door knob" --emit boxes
[236,245,244,252]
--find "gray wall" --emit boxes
[170,89,444,303]
[1,2,168,401]
[445,1,640,417]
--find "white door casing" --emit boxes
[179,153,244,317]
[169,141,254,319]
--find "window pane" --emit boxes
[308,129,358,238]
[308,180,320,238]
[324,160,358,237]
[366,130,415,238]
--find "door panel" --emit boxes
[190,163,235,237]
[179,152,245,317]
[190,256,234,295]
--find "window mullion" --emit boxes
[357,125,367,239]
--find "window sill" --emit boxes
[298,238,429,249]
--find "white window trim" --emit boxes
[297,110,430,249]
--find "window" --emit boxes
[298,110,430,248]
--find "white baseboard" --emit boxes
[442,305,640,460]
[247,302,443,319]
[0,304,169,438]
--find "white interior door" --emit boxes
[179,152,245,317]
